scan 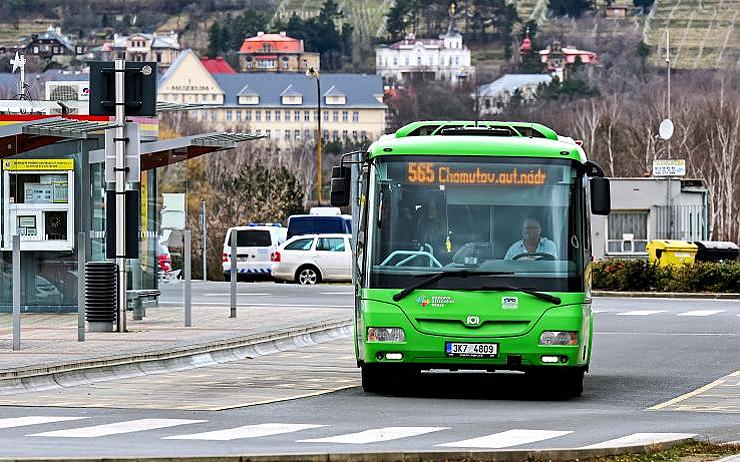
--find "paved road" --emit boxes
[0,290,737,458]
[159,281,354,308]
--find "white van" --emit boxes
[222,224,287,280]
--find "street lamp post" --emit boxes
[306,67,322,204]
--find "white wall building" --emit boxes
[477,74,553,116]
[375,28,474,85]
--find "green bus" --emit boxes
[330,121,611,397]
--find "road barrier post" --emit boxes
[12,235,20,351]
[77,232,86,342]
[184,229,192,327]
[230,230,237,318]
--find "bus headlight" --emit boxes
[367,327,406,342]
[539,331,578,346]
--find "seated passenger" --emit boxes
[504,218,557,260]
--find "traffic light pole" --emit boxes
[115,58,127,333]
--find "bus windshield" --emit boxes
[368,156,586,292]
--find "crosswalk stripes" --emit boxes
[436,429,572,449]
[2,416,701,449]
[617,310,668,316]
[164,423,327,441]
[29,418,206,438]
[296,427,449,444]
[579,432,697,448]
[0,416,87,429]
[677,310,726,317]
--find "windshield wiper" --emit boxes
[392,270,513,302]
[478,285,561,305]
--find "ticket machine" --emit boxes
[2,158,75,251]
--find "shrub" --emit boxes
[592,259,740,293]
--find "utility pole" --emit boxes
[307,67,322,204]
[114,58,127,333]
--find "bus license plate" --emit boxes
[446,342,498,358]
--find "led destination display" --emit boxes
[406,162,548,186]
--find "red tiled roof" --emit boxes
[239,33,303,54]
[200,56,236,74]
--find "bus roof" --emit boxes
[392,121,560,140]
[368,133,587,163]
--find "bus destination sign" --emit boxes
[406,162,547,186]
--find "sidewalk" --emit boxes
[0,304,353,380]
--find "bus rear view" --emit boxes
[331,122,611,397]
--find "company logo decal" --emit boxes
[465,315,481,327]
[416,295,454,308]
[502,296,519,310]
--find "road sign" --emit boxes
[653,159,686,176]
[659,119,674,140]
[89,61,158,117]
[105,122,140,183]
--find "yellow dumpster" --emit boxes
[646,240,698,266]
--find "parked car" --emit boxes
[222,224,287,281]
[286,214,351,239]
[271,234,352,284]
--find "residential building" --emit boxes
[22,25,84,59]
[158,50,386,146]
[591,178,707,259]
[539,41,598,81]
[91,32,181,69]
[237,32,320,73]
[200,56,236,74]
[375,27,474,85]
[476,74,553,116]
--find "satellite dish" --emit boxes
[659,118,674,140]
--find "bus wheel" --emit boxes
[361,365,385,393]
[528,367,584,398]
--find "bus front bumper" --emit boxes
[359,302,590,371]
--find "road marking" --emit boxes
[159,302,350,308]
[203,293,271,296]
[617,310,667,316]
[580,432,696,448]
[649,371,740,413]
[319,292,351,295]
[29,419,206,438]
[164,423,327,441]
[0,416,87,429]
[436,429,572,448]
[597,332,740,337]
[678,310,726,317]
[297,427,448,444]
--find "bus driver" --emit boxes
[504,218,558,260]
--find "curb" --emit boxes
[0,318,353,395]
[593,291,740,299]
[0,436,699,462]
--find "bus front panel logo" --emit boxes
[502,297,519,309]
[465,315,481,327]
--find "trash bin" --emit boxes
[646,240,698,266]
[694,241,739,262]
[85,262,117,332]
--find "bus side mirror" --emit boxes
[590,177,611,215]
[330,165,351,207]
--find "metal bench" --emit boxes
[126,289,161,320]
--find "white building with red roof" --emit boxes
[375,22,473,85]
[237,31,320,73]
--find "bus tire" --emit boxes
[528,367,585,398]
[361,364,385,393]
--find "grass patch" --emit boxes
[569,441,739,462]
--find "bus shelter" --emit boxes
[0,114,260,312]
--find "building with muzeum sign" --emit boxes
[158,50,387,146]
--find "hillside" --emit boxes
[644,0,740,69]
